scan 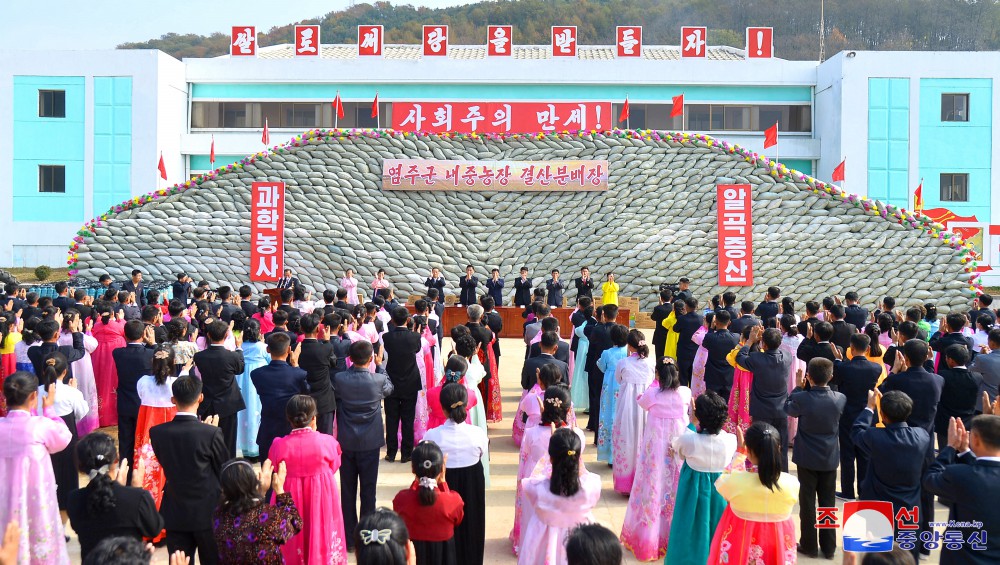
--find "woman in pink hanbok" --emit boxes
[619,360,690,560]
[778,315,805,441]
[690,314,711,398]
[517,427,602,565]
[723,326,754,436]
[58,312,100,435]
[90,305,127,427]
[268,395,349,565]
[411,316,436,443]
[611,330,656,494]
[340,269,360,305]
[0,371,73,564]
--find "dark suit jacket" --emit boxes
[458,276,479,306]
[122,280,146,307]
[216,302,240,323]
[276,276,300,290]
[924,446,1000,565]
[754,300,780,324]
[251,360,309,459]
[171,281,191,306]
[702,329,739,392]
[425,277,446,299]
[650,303,672,350]
[930,331,977,360]
[729,314,759,336]
[879,367,944,439]
[264,329,299,352]
[528,340,570,364]
[485,279,504,306]
[975,307,998,325]
[383,326,422,398]
[72,302,95,322]
[484,310,503,360]
[521,353,570,390]
[882,345,935,373]
[574,277,594,299]
[193,345,246,418]
[150,414,228,531]
[570,311,593,353]
[785,386,846,471]
[240,300,259,318]
[332,366,394,451]
[297,339,337,414]
[466,322,494,354]
[737,346,792,419]
[53,295,75,313]
[545,279,564,308]
[797,339,844,369]
[513,277,533,307]
[66,481,164,560]
[852,409,930,512]
[935,366,980,432]
[111,343,155,418]
[28,334,85,380]
[844,304,868,329]
[584,321,615,373]
[834,357,883,425]
[830,320,858,351]
[674,312,704,361]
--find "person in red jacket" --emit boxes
[392,440,464,565]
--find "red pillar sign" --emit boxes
[717,184,753,286]
[250,182,285,282]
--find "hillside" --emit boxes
[119,0,1000,60]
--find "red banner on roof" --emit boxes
[392,101,611,134]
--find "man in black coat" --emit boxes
[569,297,594,355]
[458,265,479,307]
[930,312,977,365]
[737,326,793,470]
[522,331,570,389]
[482,296,504,369]
[832,334,883,500]
[111,320,156,477]
[193,321,246,458]
[934,344,980,450]
[276,268,300,291]
[382,306,422,462]
[28,317,86,379]
[842,291,868,329]
[251,333,309,460]
[674,297,704,387]
[574,267,594,300]
[649,290,674,363]
[702,310,739,399]
[70,289,94,322]
[513,267,533,308]
[239,285,259,318]
[171,273,192,307]
[150,376,229,564]
[121,269,146,308]
[425,267,447,302]
[545,269,565,309]
[729,300,759,336]
[584,304,617,432]
[297,314,338,434]
[973,293,998,325]
[827,305,858,352]
[528,317,570,363]
[754,286,781,326]
[214,286,240,323]
[52,281,74,313]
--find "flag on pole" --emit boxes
[670,94,684,118]
[914,181,924,213]
[832,159,846,182]
[157,153,167,181]
[333,92,345,119]
[618,96,630,123]
[764,122,778,149]
[262,118,270,146]
[210,135,216,167]
[371,92,379,119]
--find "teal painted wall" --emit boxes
[918,78,992,221]
[192,83,812,103]
[781,159,813,175]
[93,77,133,213]
[190,154,244,170]
[13,76,85,222]
[867,78,910,208]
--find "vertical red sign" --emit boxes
[294,25,320,57]
[681,26,708,58]
[487,25,513,57]
[616,26,642,57]
[423,25,449,56]
[250,182,285,282]
[551,26,577,57]
[746,27,774,58]
[230,26,257,57]
[717,184,753,286]
[358,25,383,56]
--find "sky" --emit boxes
[1,0,478,50]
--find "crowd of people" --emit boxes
[0,267,998,565]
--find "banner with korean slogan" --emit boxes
[717,184,753,286]
[392,102,611,134]
[382,159,608,191]
[250,182,285,282]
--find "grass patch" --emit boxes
[2,267,71,284]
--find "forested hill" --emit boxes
[119,0,1000,61]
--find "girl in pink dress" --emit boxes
[371,269,390,297]
[58,312,100,435]
[427,355,479,430]
[0,371,73,564]
[690,314,711,398]
[340,269,360,305]
[268,395,349,565]
[517,427,602,565]
[619,360,691,560]
[412,316,437,443]
[252,297,276,335]
[90,305,127,427]
[724,326,754,436]
[778,315,805,442]
[611,330,656,494]
[514,364,566,447]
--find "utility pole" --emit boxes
[819,0,826,61]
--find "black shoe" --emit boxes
[400,456,411,464]
[384,453,396,462]
[796,544,818,559]
[835,491,854,501]
[823,551,836,560]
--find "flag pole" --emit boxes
[626,93,630,130]
[774,121,779,165]
[335,90,340,129]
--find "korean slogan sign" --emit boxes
[382,160,608,191]
[250,182,285,282]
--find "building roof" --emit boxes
[248,43,751,61]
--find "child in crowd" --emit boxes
[567,524,624,565]
[611,329,657,494]
[596,324,629,463]
[393,440,464,565]
[690,312,712,397]
[355,508,413,565]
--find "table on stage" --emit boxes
[405,305,630,340]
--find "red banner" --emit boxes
[717,184,753,286]
[250,182,285,282]
[393,101,611,134]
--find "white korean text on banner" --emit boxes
[250,182,285,282]
[393,101,610,134]
[717,184,753,286]
[382,159,608,191]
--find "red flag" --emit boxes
[333,92,345,119]
[764,123,778,149]
[914,181,924,213]
[670,94,684,118]
[832,159,846,182]
[371,92,379,119]
[262,118,270,145]
[210,135,216,166]
[619,97,630,123]
[157,153,167,181]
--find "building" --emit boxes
[0,44,997,283]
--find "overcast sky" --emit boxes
[1,0,477,50]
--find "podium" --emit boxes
[263,288,282,304]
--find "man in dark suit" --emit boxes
[930,312,977,367]
[485,269,505,307]
[785,358,846,559]
[720,291,739,321]
[935,344,980,450]
[797,322,844,376]
[481,296,504,369]
[730,301,759,336]
[425,288,445,346]
[150,375,229,564]
[833,334,883,500]
[924,413,1000,565]
[528,317,570,363]
[172,273,192,307]
[754,286,781,326]
[522,331,570,389]
[513,267,533,308]
[251,333,309,460]
[332,341,393,552]
[674,297,704,387]
[545,269,565,308]
[827,305,858,351]
[121,269,146,308]
[382,306,422,462]
[28,317,86,379]
[425,267,447,303]
[574,267,594,300]
[238,285,259,318]
[738,326,793,470]
[852,390,930,562]
[193,321,246,458]
[52,281,74,313]
[333,288,351,311]
[264,310,299,352]
[649,290,674,363]
[111,320,156,475]
[702,310,740,400]
[458,265,479,307]
[584,304,617,431]
[570,297,594,355]
[141,305,168,345]
[276,268,300,291]
[842,291,868,329]
[297,314,337,435]
[71,289,94,322]
[973,292,998,325]
[97,274,120,292]
[214,286,240,323]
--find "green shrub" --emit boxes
[34,265,52,281]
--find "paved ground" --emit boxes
[66,337,945,564]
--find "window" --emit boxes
[941,94,969,122]
[38,165,66,193]
[282,103,320,128]
[724,106,751,130]
[38,90,66,118]
[940,173,969,202]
